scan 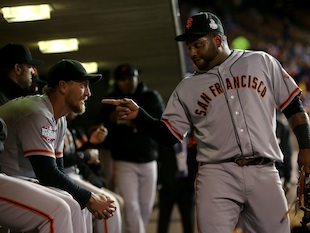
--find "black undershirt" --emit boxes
[136,108,179,147]
[29,155,91,209]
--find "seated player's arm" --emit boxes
[29,155,91,208]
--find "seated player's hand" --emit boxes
[86,193,117,219]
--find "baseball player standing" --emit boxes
[102,11,310,233]
[0,59,117,232]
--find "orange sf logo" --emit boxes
[186,18,193,29]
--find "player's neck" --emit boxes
[48,93,69,120]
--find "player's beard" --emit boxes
[193,42,219,71]
[68,97,86,115]
[19,68,33,89]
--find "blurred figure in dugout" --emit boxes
[63,111,124,233]
[275,111,293,194]
[95,63,165,233]
[157,132,198,233]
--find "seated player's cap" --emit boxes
[47,59,102,87]
[0,43,44,66]
[175,12,224,41]
[114,64,139,80]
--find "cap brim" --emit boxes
[32,77,47,84]
[175,33,208,41]
[28,58,44,66]
[85,74,102,84]
[175,34,188,41]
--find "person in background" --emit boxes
[64,111,124,233]
[96,64,165,233]
[65,111,108,189]
[0,43,44,105]
[157,132,198,233]
[101,11,310,233]
[0,59,117,233]
[275,111,293,194]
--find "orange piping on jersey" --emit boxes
[24,149,63,157]
[162,119,184,141]
[104,219,108,232]
[55,151,63,157]
[0,196,55,232]
[279,87,301,110]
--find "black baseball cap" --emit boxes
[47,59,102,87]
[0,43,44,66]
[114,64,139,80]
[175,12,224,41]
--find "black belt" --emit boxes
[200,157,274,167]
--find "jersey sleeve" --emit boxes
[268,54,301,111]
[18,112,66,159]
[161,87,191,141]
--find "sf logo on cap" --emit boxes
[186,18,193,29]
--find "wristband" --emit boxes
[293,124,310,149]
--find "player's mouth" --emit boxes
[191,56,202,64]
[80,98,87,105]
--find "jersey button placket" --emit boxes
[234,111,243,132]
[229,94,252,154]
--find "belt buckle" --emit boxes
[234,157,249,167]
[234,157,269,166]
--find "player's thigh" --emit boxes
[43,185,89,233]
[138,161,157,208]
[240,165,290,233]
[196,164,243,233]
[0,174,73,232]
[114,161,139,200]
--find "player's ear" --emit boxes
[13,63,22,75]
[58,80,67,94]
[213,34,222,48]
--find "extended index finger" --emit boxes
[101,99,122,105]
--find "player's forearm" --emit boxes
[282,95,310,149]
[290,113,310,149]
[136,108,180,147]
[29,155,91,208]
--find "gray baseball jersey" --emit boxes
[0,94,66,177]
[0,94,93,233]
[162,49,301,163]
[160,49,296,232]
